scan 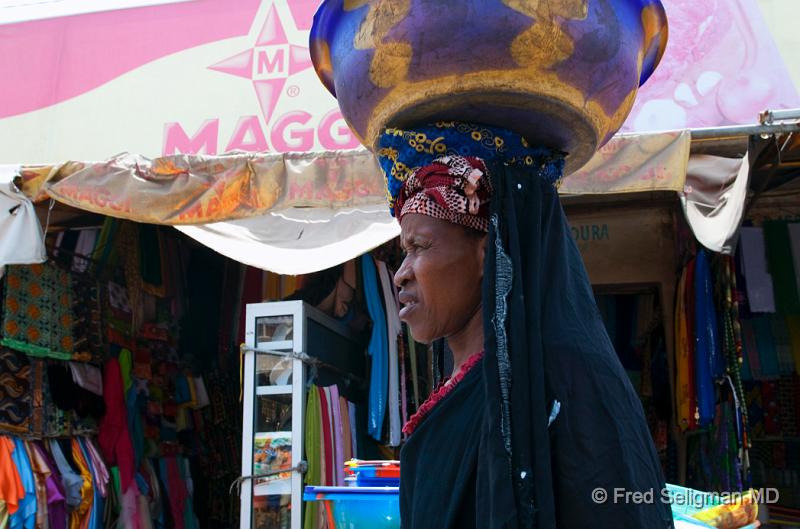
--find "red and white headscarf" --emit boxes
[393,155,493,233]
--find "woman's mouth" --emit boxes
[399,301,417,320]
[398,293,418,320]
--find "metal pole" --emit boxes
[690,121,800,140]
[760,108,800,124]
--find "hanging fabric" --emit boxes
[0,437,24,525]
[695,250,720,427]
[68,438,93,529]
[8,437,36,529]
[303,387,321,529]
[1,264,75,360]
[376,260,401,447]
[97,358,136,493]
[0,349,32,434]
[48,440,83,510]
[360,255,388,441]
[675,264,694,431]
[328,385,345,487]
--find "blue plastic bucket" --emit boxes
[304,486,400,529]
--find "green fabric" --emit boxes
[304,387,321,529]
[764,221,800,314]
[1,264,75,360]
[119,348,133,394]
[110,467,122,516]
[0,500,7,529]
[0,338,72,360]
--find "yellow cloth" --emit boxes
[69,439,93,529]
[0,500,8,529]
[675,267,692,431]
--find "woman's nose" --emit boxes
[394,257,412,288]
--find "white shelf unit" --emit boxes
[240,300,362,529]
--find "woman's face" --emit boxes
[394,213,486,344]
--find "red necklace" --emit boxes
[402,351,485,436]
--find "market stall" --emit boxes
[1,1,800,529]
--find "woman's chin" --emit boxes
[406,323,433,345]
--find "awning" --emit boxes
[14,130,692,273]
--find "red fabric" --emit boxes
[97,358,136,492]
[165,457,188,529]
[319,387,334,486]
[0,436,24,515]
[394,156,492,233]
[403,351,485,436]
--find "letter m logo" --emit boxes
[253,46,289,80]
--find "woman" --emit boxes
[378,122,674,529]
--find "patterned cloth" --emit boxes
[377,122,564,215]
[1,264,75,360]
[0,348,31,434]
[394,156,492,232]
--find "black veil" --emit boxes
[477,162,674,529]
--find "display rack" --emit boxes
[239,301,362,529]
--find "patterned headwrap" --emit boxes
[377,122,565,231]
[394,155,493,232]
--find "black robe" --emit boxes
[400,163,674,529]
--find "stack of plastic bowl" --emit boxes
[344,460,400,487]
[304,460,400,529]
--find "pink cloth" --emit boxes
[329,385,345,487]
[84,438,110,498]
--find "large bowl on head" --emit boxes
[310,0,668,174]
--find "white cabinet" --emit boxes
[239,301,362,529]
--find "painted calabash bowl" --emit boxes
[310,0,668,173]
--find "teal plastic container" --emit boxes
[304,486,400,529]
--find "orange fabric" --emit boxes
[0,436,24,516]
[69,439,93,529]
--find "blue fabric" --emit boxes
[78,438,104,529]
[127,386,144,468]
[376,122,565,215]
[49,439,84,508]
[361,254,388,440]
[694,250,721,427]
[9,438,36,529]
